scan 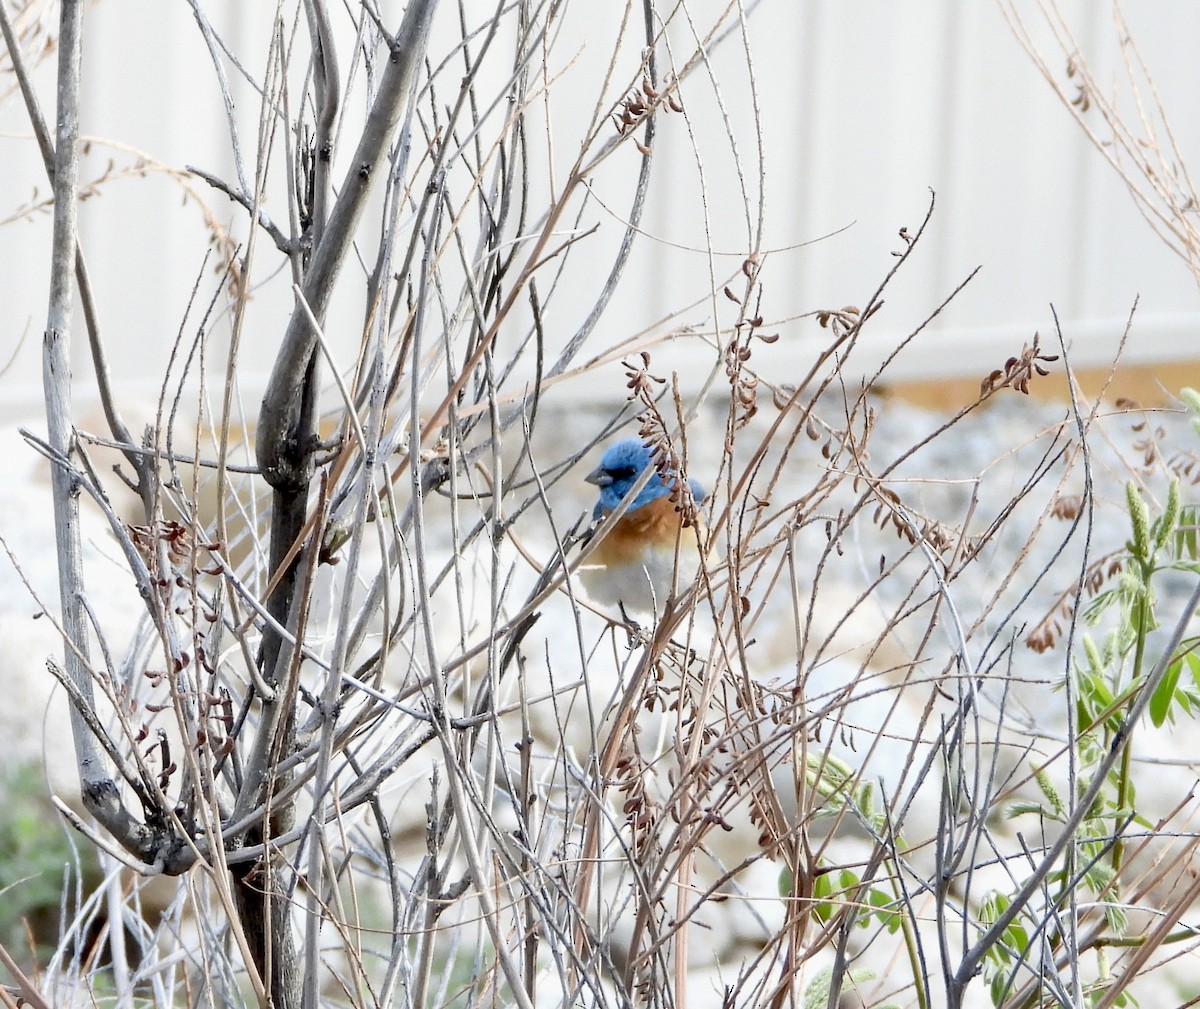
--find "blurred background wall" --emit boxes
[1,0,1197,426]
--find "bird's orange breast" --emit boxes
[589,494,697,567]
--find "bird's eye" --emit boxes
[608,466,637,481]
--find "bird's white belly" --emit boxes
[579,541,701,615]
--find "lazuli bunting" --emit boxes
[580,437,706,614]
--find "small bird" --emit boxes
[579,437,706,614]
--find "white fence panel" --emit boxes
[1,0,1197,423]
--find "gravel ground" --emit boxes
[3,390,1198,1005]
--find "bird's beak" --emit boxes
[585,466,612,487]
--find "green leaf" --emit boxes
[1005,918,1029,954]
[1188,650,1200,691]
[1077,671,1116,728]
[811,868,835,923]
[1105,901,1129,936]
[867,887,901,933]
[1174,505,1199,560]
[1149,655,1184,727]
[1006,800,1048,819]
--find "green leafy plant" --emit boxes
[0,764,97,965]
[981,394,1200,1008]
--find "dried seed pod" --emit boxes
[773,383,799,409]
[1051,495,1081,520]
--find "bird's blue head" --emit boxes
[585,437,705,520]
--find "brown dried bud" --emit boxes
[1051,495,1081,520]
